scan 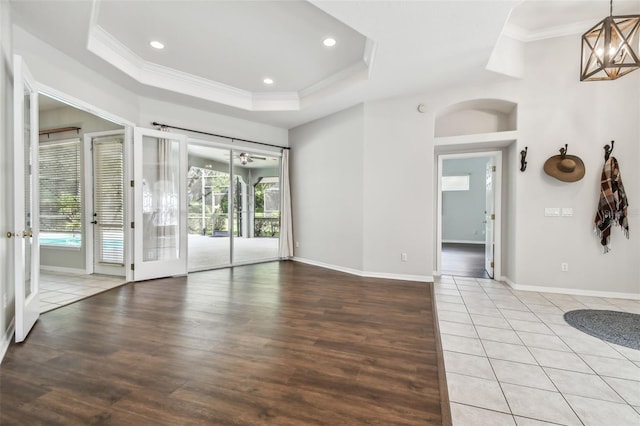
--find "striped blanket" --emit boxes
[594,157,629,253]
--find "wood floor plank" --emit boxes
[1,261,449,425]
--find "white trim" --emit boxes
[87,21,299,111]
[87,0,374,112]
[0,319,15,364]
[124,126,134,283]
[187,137,283,157]
[39,265,86,275]
[38,83,134,127]
[436,150,503,280]
[442,240,485,245]
[293,257,433,283]
[503,20,594,43]
[434,131,517,148]
[299,61,368,98]
[503,277,640,301]
[84,130,127,276]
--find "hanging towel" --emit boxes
[594,157,629,253]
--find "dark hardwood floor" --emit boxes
[441,243,490,279]
[1,261,448,425]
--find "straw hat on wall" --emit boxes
[544,144,585,182]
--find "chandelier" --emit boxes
[580,0,640,81]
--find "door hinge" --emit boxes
[491,214,495,220]
[131,222,135,229]
[130,263,134,271]
[130,180,134,187]
[490,261,494,268]
[492,166,496,172]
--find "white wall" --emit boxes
[436,110,513,137]
[289,32,639,296]
[138,97,288,148]
[362,98,434,279]
[442,157,489,243]
[13,26,138,124]
[289,104,364,271]
[512,34,639,295]
[0,0,14,358]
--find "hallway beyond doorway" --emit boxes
[441,243,490,279]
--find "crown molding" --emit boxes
[503,19,596,42]
[87,0,374,112]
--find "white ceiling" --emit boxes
[11,0,640,129]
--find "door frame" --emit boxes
[38,84,135,282]
[13,55,40,343]
[436,150,502,279]
[84,130,127,277]
[186,137,283,272]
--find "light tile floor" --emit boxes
[434,275,640,426]
[39,270,126,313]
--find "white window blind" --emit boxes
[94,136,125,265]
[39,139,82,246]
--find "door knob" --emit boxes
[23,231,33,238]
[6,231,16,238]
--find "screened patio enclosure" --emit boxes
[187,143,281,271]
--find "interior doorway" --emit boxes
[436,151,502,279]
[36,89,132,313]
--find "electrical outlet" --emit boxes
[295,241,299,248]
[2,293,6,308]
[561,262,569,272]
[401,253,408,262]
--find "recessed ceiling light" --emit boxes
[323,37,336,47]
[149,40,165,50]
[263,78,274,85]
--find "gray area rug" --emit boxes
[564,309,640,350]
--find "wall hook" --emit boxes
[559,143,568,158]
[520,146,528,172]
[603,140,614,161]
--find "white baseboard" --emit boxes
[40,265,86,275]
[0,319,14,364]
[293,257,432,283]
[442,240,484,245]
[503,277,640,300]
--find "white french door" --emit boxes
[132,127,187,280]
[484,158,495,279]
[85,131,126,276]
[13,55,40,343]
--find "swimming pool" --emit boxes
[39,233,81,248]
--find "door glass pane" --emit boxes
[94,135,124,265]
[24,89,32,298]
[187,144,230,270]
[142,135,180,262]
[232,151,280,263]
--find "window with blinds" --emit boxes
[39,139,82,248]
[94,136,124,265]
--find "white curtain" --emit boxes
[279,149,293,259]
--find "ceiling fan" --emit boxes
[236,152,266,165]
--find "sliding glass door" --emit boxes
[187,144,231,270]
[232,151,280,264]
[187,141,280,271]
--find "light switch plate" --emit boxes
[545,207,561,217]
[562,208,573,217]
